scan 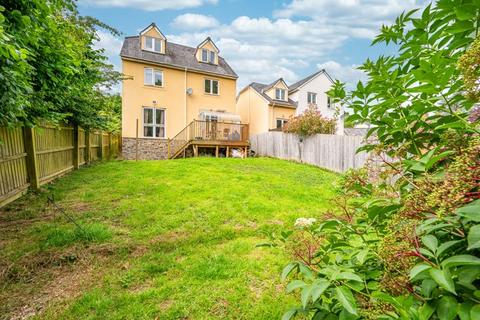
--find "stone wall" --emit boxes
[122,137,169,160]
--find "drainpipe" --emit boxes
[184,68,188,127]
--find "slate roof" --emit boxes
[250,82,297,108]
[120,36,238,79]
[288,69,334,92]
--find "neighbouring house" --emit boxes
[121,23,245,159]
[236,70,344,136]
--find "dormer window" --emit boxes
[275,88,286,101]
[201,49,216,63]
[144,36,161,53]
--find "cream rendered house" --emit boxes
[236,78,297,137]
[236,70,344,136]
[121,23,241,159]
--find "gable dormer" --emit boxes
[140,23,166,54]
[196,37,219,65]
[264,78,289,101]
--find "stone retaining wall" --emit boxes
[122,137,168,160]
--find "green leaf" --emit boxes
[335,286,357,316]
[310,279,331,302]
[410,263,432,279]
[282,262,298,281]
[301,285,314,309]
[429,268,456,294]
[437,240,462,258]
[470,305,480,320]
[335,272,363,282]
[441,255,480,269]
[282,309,297,320]
[467,225,480,250]
[455,5,476,20]
[356,249,369,265]
[339,308,359,320]
[286,280,306,293]
[456,200,480,222]
[458,302,474,320]
[418,303,435,320]
[422,235,438,253]
[436,295,457,320]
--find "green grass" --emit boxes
[0,158,338,320]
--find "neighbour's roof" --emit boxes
[250,82,297,108]
[120,36,238,79]
[288,69,334,92]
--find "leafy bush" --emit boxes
[265,1,480,319]
[283,105,337,136]
[0,0,122,129]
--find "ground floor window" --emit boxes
[276,118,288,129]
[143,107,165,138]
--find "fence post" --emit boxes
[99,130,104,160]
[85,129,91,164]
[73,125,80,169]
[108,132,112,160]
[23,127,40,190]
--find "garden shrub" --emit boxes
[283,105,337,136]
[265,1,480,319]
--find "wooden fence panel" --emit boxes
[250,132,370,173]
[90,131,101,162]
[0,127,29,205]
[0,126,120,208]
[35,126,74,183]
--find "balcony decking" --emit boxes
[168,120,249,159]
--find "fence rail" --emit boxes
[0,125,120,208]
[250,132,370,173]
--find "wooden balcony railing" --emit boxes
[168,120,249,158]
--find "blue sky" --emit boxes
[78,0,426,91]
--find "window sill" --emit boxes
[143,85,164,89]
[204,92,220,96]
[142,49,163,54]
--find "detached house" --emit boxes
[236,70,344,136]
[121,23,246,159]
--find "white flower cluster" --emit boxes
[294,217,317,228]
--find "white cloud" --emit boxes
[171,13,219,30]
[317,61,367,88]
[94,30,123,60]
[79,0,218,11]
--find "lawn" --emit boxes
[0,158,338,320]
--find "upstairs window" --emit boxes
[144,36,161,52]
[201,49,216,63]
[327,96,332,108]
[307,92,317,104]
[144,68,163,87]
[143,107,165,138]
[276,119,288,129]
[205,79,219,95]
[275,88,286,101]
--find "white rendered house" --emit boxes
[288,70,344,135]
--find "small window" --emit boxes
[275,88,286,101]
[143,107,165,138]
[209,51,215,63]
[144,68,163,87]
[144,36,161,53]
[307,92,317,104]
[205,79,219,95]
[202,49,208,62]
[276,119,288,129]
[327,96,332,108]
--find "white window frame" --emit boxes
[275,88,286,101]
[201,48,216,64]
[143,107,166,138]
[144,68,163,87]
[307,92,317,104]
[276,118,288,129]
[204,79,219,95]
[209,51,216,63]
[144,36,162,53]
[201,49,209,62]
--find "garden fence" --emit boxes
[0,125,120,207]
[250,131,370,173]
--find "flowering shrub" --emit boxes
[283,105,336,136]
[263,1,480,319]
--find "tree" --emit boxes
[0,0,122,129]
